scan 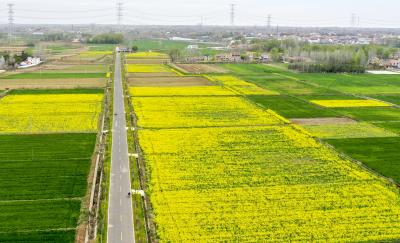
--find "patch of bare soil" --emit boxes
[174,64,229,74]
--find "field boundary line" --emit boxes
[0,228,77,234]
[83,62,112,243]
[0,197,82,203]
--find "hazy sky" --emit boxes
[5,0,400,27]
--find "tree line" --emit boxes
[250,39,399,73]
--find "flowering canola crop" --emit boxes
[125,64,172,73]
[209,75,279,95]
[310,99,391,108]
[130,69,400,242]
[0,94,103,133]
[126,52,169,59]
[129,86,236,97]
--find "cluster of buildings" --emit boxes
[18,57,42,69]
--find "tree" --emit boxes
[131,46,139,52]
[269,48,281,62]
[169,49,181,62]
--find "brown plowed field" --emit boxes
[174,64,229,74]
[0,78,106,89]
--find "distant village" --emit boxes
[171,32,400,71]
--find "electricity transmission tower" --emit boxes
[267,14,271,34]
[351,13,357,28]
[7,3,14,43]
[230,4,235,26]
[117,2,123,32]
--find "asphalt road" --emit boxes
[107,51,135,243]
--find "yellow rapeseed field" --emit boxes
[139,125,400,242]
[132,96,284,128]
[310,99,391,108]
[125,64,172,73]
[0,94,103,133]
[209,75,279,95]
[126,51,169,59]
[130,75,400,242]
[129,86,236,97]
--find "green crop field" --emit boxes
[130,39,189,51]
[0,133,96,241]
[88,44,116,51]
[1,72,106,79]
[248,95,339,118]
[327,137,400,183]
[373,122,400,134]
[370,94,400,105]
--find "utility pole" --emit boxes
[230,4,235,26]
[117,2,123,32]
[7,3,14,44]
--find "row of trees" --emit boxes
[250,38,399,73]
[87,33,124,44]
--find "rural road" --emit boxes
[107,50,135,243]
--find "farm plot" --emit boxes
[209,75,279,95]
[0,133,96,242]
[137,124,400,242]
[126,59,168,64]
[369,94,400,106]
[0,90,103,133]
[1,72,106,79]
[130,86,236,97]
[332,107,400,121]
[327,137,400,184]
[128,76,214,87]
[126,52,169,59]
[310,99,392,108]
[174,64,229,74]
[41,64,109,73]
[0,78,106,89]
[131,68,400,242]
[126,72,178,78]
[125,64,173,73]
[243,76,335,95]
[302,122,398,139]
[247,95,338,118]
[296,73,400,94]
[373,122,400,134]
[132,96,284,128]
[291,117,357,125]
